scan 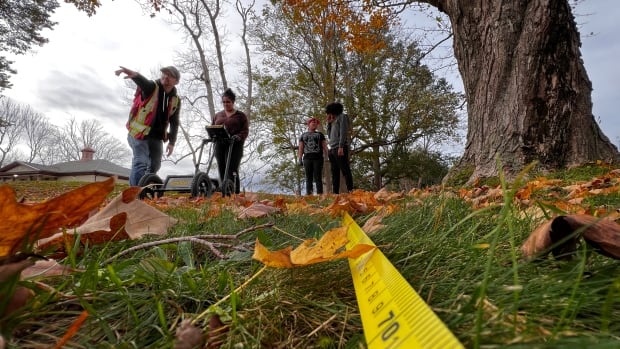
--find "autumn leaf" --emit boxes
[36,212,130,257]
[0,177,115,257]
[521,214,620,260]
[252,239,293,268]
[20,259,80,279]
[362,215,386,234]
[290,227,350,265]
[236,202,281,219]
[0,253,40,282]
[252,227,375,268]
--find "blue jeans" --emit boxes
[127,134,163,186]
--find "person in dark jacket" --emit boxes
[326,101,353,193]
[212,88,249,194]
[115,65,181,186]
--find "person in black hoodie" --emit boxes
[115,65,181,186]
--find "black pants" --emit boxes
[303,157,324,195]
[328,147,353,194]
[215,141,243,194]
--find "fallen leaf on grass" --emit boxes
[78,187,176,239]
[37,187,178,256]
[0,177,115,257]
[373,187,404,202]
[252,241,293,268]
[207,314,229,349]
[252,227,375,268]
[362,215,386,234]
[37,212,130,257]
[0,253,40,282]
[521,214,620,260]
[20,259,80,279]
[1,286,34,317]
[235,202,281,219]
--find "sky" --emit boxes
[2,0,619,180]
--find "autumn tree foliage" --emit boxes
[253,1,461,192]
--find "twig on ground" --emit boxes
[101,223,273,265]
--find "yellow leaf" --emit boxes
[252,239,293,268]
[290,227,350,265]
[252,228,375,268]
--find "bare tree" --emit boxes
[51,117,130,164]
[20,107,57,163]
[0,96,25,166]
[139,0,259,188]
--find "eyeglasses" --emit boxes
[222,101,233,104]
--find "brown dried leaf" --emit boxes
[207,314,229,349]
[0,177,115,257]
[1,286,34,317]
[36,212,130,256]
[565,215,620,259]
[236,202,281,219]
[520,220,554,259]
[20,259,80,279]
[521,214,620,260]
[362,215,386,234]
[0,255,36,282]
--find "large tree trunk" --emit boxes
[426,0,619,183]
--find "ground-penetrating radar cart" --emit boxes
[137,125,236,199]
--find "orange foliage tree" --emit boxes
[278,0,395,54]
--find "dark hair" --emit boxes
[325,102,343,115]
[222,88,236,102]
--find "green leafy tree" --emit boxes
[359,0,619,182]
[0,0,102,90]
[348,35,462,190]
[252,2,462,193]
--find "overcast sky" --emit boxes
[2,0,619,178]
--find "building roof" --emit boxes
[0,159,129,181]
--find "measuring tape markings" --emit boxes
[344,213,464,349]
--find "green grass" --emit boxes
[2,164,620,348]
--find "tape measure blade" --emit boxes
[344,213,463,349]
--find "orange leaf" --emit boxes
[0,177,115,257]
[252,239,293,268]
[252,228,375,268]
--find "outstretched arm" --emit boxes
[115,66,138,78]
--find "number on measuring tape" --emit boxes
[344,213,464,349]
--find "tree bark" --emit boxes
[424,0,619,183]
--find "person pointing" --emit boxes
[115,65,181,186]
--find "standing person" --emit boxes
[115,65,181,186]
[212,88,249,194]
[326,101,354,193]
[298,117,328,195]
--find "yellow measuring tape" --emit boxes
[344,213,464,349]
